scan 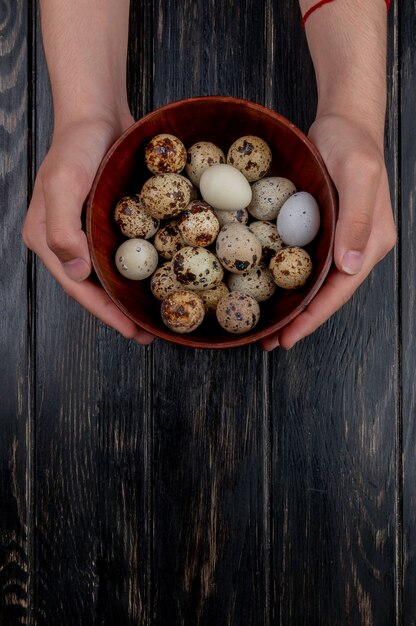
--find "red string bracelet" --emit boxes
[302,0,391,28]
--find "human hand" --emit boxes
[23,115,155,346]
[261,113,396,351]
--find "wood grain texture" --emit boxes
[0,2,30,624]
[268,2,399,625]
[400,0,416,624]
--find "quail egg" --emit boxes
[178,200,220,247]
[216,223,262,274]
[115,238,159,280]
[150,262,184,301]
[248,220,284,262]
[214,207,249,228]
[227,263,276,302]
[161,290,205,333]
[227,135,272,182]
[172,246,224,290]
[113,195,159,239]
[198,282,229,315]
[269,246,313,289]
[248,177,296,221]
[145,133,187,174]
[185,141,225,187]
[153,219,185,260]
[277,191,321,246]
[141,173,191,219]
[199,163,252,211]
[216,291,260,334]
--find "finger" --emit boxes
[42,161,92,282]
[28,213,155,345]
[332,153,382,276]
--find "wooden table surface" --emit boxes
[1,1,414,624]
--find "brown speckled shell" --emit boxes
[161,290,205,333]
[150,262,184,301]
[113,195,159,239]
[248,177,296,221]
[145,133,187,174]
[178,200,220,247]
[227,263,276,302]
[198,282,229,315]
[215,223,262,274]
[269,246,313,289]
[172,246,224,291]
[185,141,225,187]
[248,220,284,262]
[141,173,191,219]
[227,135,272,183]
[216,291,260,334]
[153,219,185,260]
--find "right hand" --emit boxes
[23,115,155,345]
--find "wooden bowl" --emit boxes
[86,96,337,348]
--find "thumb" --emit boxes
[332,155,381,275]
[42,162,92,282]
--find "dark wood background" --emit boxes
[0,0,414,624]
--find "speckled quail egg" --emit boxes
[115,238,159,280]
[177,174,198,200]
[216,223,262,274]
[248,220,284,262]
[214,207,249,228]
[161,290,205,333]
[200,163,252,211]
[172,246,224,290]
[227,135,272,182]
[145,133,187,174]
[178,200,220,247]
[277,191,321,246]
[198,282,229,315]
[153,219,185,260]
[185,141,226,187]
[150,262,184,301]
[113,195,159,239]
[216,291,260,334]
[141,173,191,219]
[269,246,313,289]
[248,177,297,221]
[227,263,276,302]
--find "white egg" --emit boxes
[115,238,159,280]
[199,163,252,211]
[276,191,321,247]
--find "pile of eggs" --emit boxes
[113,133,321,334]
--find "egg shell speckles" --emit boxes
[269,246,313,289]
[214,207,249,228]
[247,220,284,262]
[115,238,159,280]
[145,134,187,174]
[178,200,220,247]
[140,173,191,219]
[150,262,184,301]
[113,195,160,239]
[153,219,185,260]
[248,177,297,221]
[277,191,321,247]
[161,290,205,333]
[216,223,262,274]
[199,163,252,211]
[185,141,225,187]
[216,291,260,334]
[227,263,277,302]
[227,135,272,183]
[198,282,229,315]
[172,246,224,290]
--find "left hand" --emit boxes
[260,113,397,351]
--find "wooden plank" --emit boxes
[0,1,31,624]
[267,2,399,624]
[31,2,153,623]
[400,0,416,623]
[150,0,270,623]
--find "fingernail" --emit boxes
[341,250,363,275]
[63,258,91,281]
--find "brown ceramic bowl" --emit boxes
[86,96,337,348]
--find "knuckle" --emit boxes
[46,227,78,259]
[347,214,373,247]
[344,149,383,184]
[42,160,88,197]
[22,219,34,250]
[380,225,397,257]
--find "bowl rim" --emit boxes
[86,95,337,349]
